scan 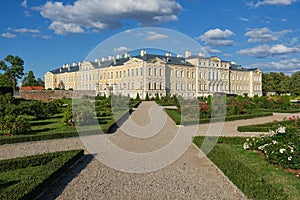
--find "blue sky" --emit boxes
[1,0,300,80]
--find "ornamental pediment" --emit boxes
[124,57,144,65]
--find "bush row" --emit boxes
[0,150,84,200]
[165,109,273,125]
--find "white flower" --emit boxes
[272,140,278,145]
[246,138,249,142]
[276,126,286,134]
[288,156,292,161]
[279,148,286,154]
[258,146,263,150]
[243,142,250,150]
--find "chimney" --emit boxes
[124,52,130,58]
[116,54,122,59]
[165,52,171,57]
[101,57,106,62]
[95,58,100,63]
[62,64,66,68]
[108,55,114,61]
[199,52,205,57]
[231,61,236,65]
[177,54,182,58]
[72,62,77,67]
[185,50,191,58]
[140,49,146,57]
[78,62,82,66]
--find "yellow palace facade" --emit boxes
[45,50,262,99]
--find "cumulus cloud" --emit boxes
[113,46,132,54]
[38,0,182,35]
[247,0,299,7]
[238,44,300,58]
[197,28,235,46]
[245,27,291,43]
[1,32,17,38]
[248,58,300,74]
[48,21,84,35]
[145,31,168,40]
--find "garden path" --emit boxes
[1,101,299,199]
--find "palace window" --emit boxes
[149,68,152,76]
[140,67,143,76]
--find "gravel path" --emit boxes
[1,101,299,199]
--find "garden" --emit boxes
[0,150,84,200]
[159,94,300,125]
[0,93,141,144]
[193,136,299,200]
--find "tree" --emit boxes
[0,73,13,87]
[37,78,45,86]
[22,70,37,86]
[0,55,25,94]
[290,71,300,95]
[145,92,150,101]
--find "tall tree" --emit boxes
[36,78,45,86]
[290,71,300,95]
[0,55,25,94]
[0,73,13,87]
[22,70,37,86]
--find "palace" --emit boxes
[45,50,262,99]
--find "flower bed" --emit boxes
[243,124,300,170]
[194,136,300,199]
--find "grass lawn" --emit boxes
[0,150,84,200]
[193,137,300,200]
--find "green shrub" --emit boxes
[145,92,150,101]
[0,115,31,135]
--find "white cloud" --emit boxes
[145,31,168,40]
[248,0,299,7]
[197,28,235,46]
[203,46,221,54]
[38,0,182,35]
[245,27,291,43]
[8,27,40,34]
[113,46,131,54]
[248,58,300,74]
[238,17,249,22]
[238,44,300,58]
[0,32,17,38]
[49,21,84,35]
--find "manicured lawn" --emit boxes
[165,108,273,125]
[193,137,300,200]
[0,150,84,200]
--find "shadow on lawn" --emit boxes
[30,121,54,127]
[107,109,134,134]
[36,154,94,200]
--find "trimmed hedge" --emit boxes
[0,132,79,145]
[165,109,273,125]
[193,137,298,200]
[0,150,84,200]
